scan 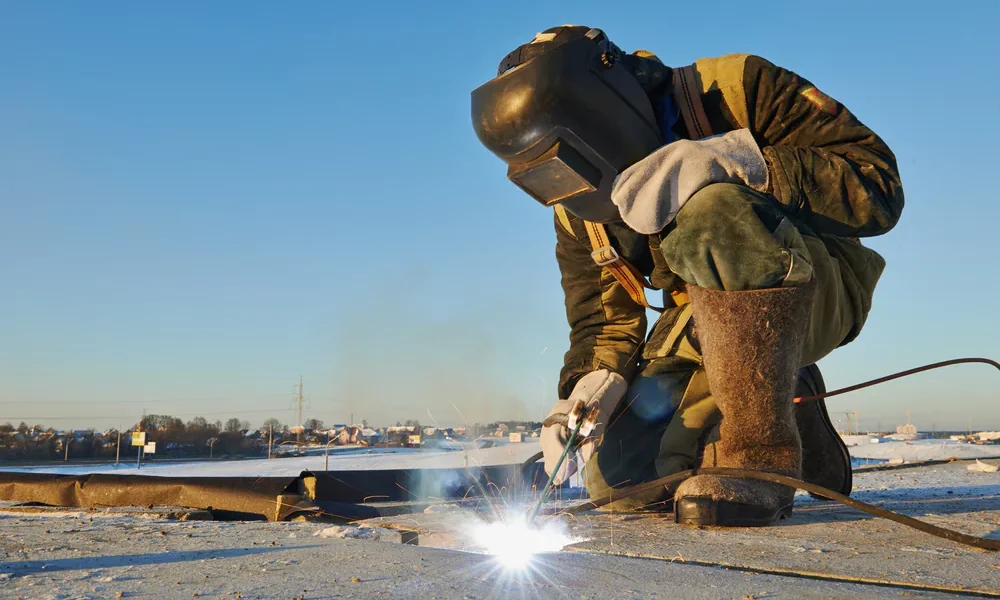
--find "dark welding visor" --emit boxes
[471,31,662,212]
[505,132,601,207]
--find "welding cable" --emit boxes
[794,357,999,403]
[520,357,1000,551]
[856,455,1000,473]
[523,356,999,470]
[551,466,1000,552]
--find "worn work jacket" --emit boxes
[554,54,905,397]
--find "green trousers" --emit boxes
[584,183,886,509]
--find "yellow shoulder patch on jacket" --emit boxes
[692,54,751,129]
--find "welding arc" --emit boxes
[551,467,1000,552]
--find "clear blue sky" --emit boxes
[2,1,997,432]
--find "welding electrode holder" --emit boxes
[527,400,601,525]
[543,400,600,449]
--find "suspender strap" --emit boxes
[673,65,714,139]
[666,63,708,307]
[570,64,716,311]
[583,221,664,312]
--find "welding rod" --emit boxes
[527,418,583,525]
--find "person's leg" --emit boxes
[657,183,883,526]
[582,183,884,515]
[583,351,852,511]
[582,363,703,511]
[659,182,884,366]
[677,280,814,525]
[581,302,714,510]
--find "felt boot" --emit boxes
[795,364,853,497]
[675,282,815,527]
[697,365,853,500]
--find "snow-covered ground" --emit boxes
[0,441,542,477]
[2,460,997,598]
[845,437,1000,462]
[5,511,966,600]
[1,438,998,478]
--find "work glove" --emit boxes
[540,369,628,485]
[611,128,769,235]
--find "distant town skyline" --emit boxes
[0,398,981,439]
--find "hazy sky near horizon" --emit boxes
[2,2,998,432]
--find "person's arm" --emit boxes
[553,209,646,398]
[744,56,904,237]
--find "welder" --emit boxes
[471,26,904,526]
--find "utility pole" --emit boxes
[296,376,304,443]
[138,413,146,470]
[844,412,852,435]
[116,428,121,465]
[268,424,273,459]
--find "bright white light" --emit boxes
[470,515,576,570]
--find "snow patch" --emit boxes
[0,441,541,478]
[968,459,999,473]
[849,439,1000,462]
[313,526,392,540]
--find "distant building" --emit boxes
[887,418,930,441]
[383,426,420,445]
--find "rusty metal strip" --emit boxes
[0,461,548,522]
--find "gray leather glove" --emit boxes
[540,370,628,485]
[611,128,769,235]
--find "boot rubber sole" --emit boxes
[674,496,793,527]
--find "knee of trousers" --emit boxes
[661,183,794,291]
[674,182,764,226]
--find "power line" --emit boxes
[295,376,304,442]
[2,394,295,405]
[0,408,296,421]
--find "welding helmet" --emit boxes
[471,26,663,222]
